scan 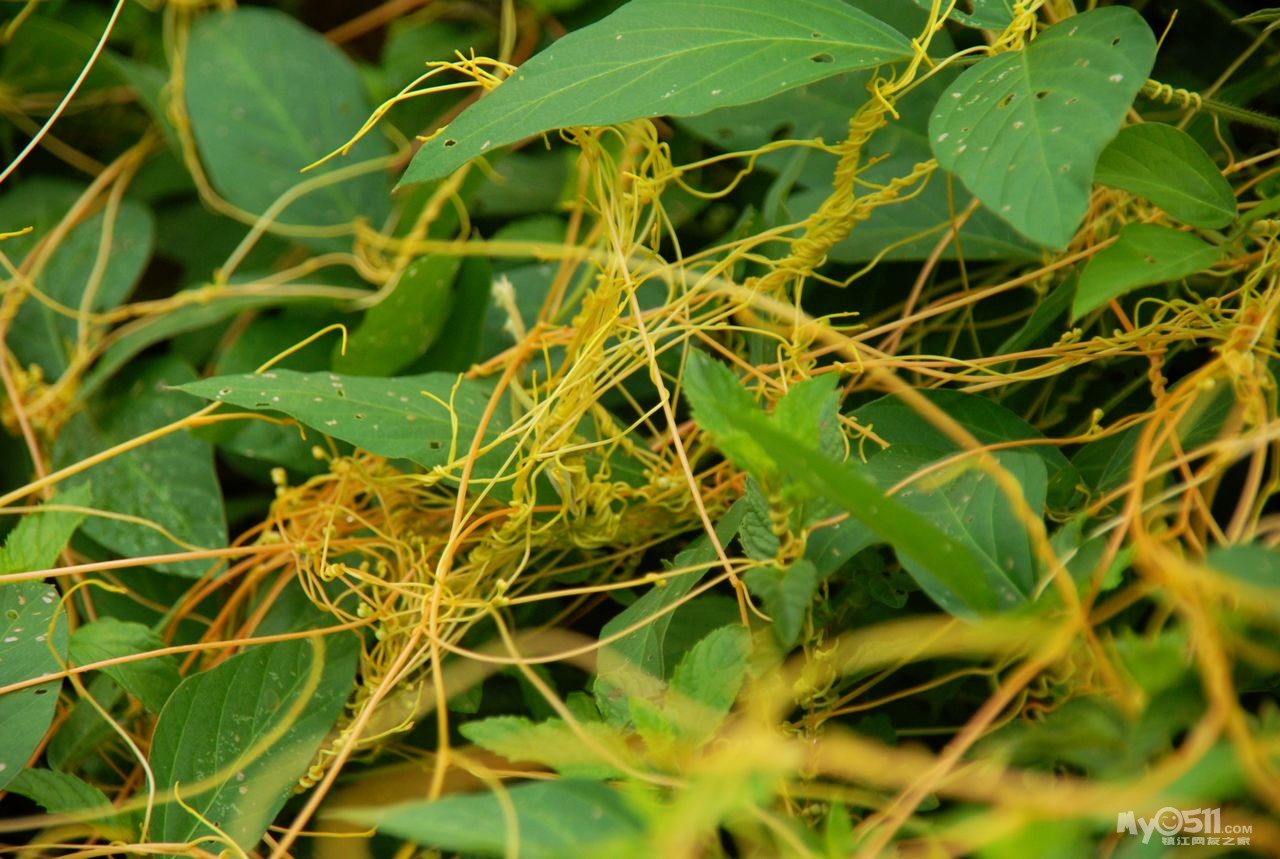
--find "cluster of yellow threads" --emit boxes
[751,2,957,300]
[989,0,1043,54]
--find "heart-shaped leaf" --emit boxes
[1094,123,1237,228]
[929,8,1157,248]
[1072,224,1222,319]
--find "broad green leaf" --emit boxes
[1,16,117,95]
[0,483,91,574]
[184,7,390,230]
[912,0,1014,29]
[400,0,912,185]
[69,618,181,714]
[743,561,819,648]
[773,375,843,461]
[106,54,180,153]
[929,8,1157,247]
[851,389,1077,507]
[854,445,1047,607]
[0,582,67,790]
[665,625,751,745]
[1071,224,1221,319]
[53,357,226,577]
[460,716,632,778]
[735,415,1019,616]
[339,779,646,859]
[6,194,154,379]
[1095,123,1237,228]
[594,504,744,725]
[177,369,515,484]
[1205,544,1280,591]
[681,352,781,479]
[334,255,459,376]
[6,768,133,838]
[149,633,358,850]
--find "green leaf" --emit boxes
[857,446,1047,606]
[929,8,1157,247]
[178,369,515,484]
[334,256,459,376]
[1094,123,1237,228]
[593,504,744,725]
[149,633,358,850]
[743,561,819,648]
[1071,224,1222,319]
[773,375,843,461]
[0,582,67,790]
[912,0,1014,29]
[6,193,154,379]
[1205,544,1280,591]
[53,357,226,577]
[6,768,133,838]
[460,716,631,778]
[736,416,1021,616]
[738,479,780,561]
[414,256,493,372]
[682,351,764,440]
[665,625,751,745]
[0,484,91,573]
[400,0,912,185]
[69,618,181,714]
[339,779,646,859]
[184,7,390,230]
[851,389,1077,508]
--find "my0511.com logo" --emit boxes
[1117,807,1253,846]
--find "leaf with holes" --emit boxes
[929,7,1157,248]
[1072,224,1221,319]
[1094,123,1237,228]
[0,582,67,791]
[400,0,912,185]
[178,369,515,484]
[911,0,1014,30]
[149,634,358,850]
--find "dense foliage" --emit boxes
[1,0,1279,855]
